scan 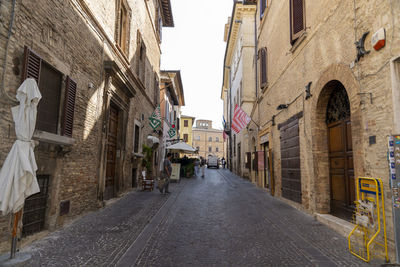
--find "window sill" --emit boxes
[261,82,269,94]
[289,31,307,54]
[132,152,144,158]
[33,130,75,146]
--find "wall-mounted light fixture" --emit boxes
[355,31,370,63]
[305,82,312,100]
[277,104,288,110]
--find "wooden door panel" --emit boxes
[329,125,344,152]
[347,157,354,169]
[331,174,346,202]
[330,158,345,169]
[328,119,354,221]
[346,121,352,151]
[280,118,301,203]
[105,106,119,199]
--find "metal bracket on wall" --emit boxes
[305,82,312,100]
[357,92,373,104]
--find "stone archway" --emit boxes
[310,64,363,214]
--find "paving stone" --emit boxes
[23,170,382,266]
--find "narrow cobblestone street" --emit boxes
[23,169,379,266]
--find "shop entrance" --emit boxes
[326,82,355,221]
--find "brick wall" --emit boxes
[253,0,400,258]
[0,0,164,252]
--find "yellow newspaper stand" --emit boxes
[348,177,389,262]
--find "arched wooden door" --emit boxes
[326,83,355,221]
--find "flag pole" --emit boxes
[249,117,260,130]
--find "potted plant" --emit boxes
[141,145,153,179]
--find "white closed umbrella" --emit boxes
[166,142,196,153]
[0,78,41,258]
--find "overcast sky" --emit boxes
[161,0,233,130]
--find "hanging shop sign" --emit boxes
[260,133,269,144]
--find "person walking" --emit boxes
[160,153,172,194]
[194,158,199,176]
[222,157,226,169]
[200,156,206,178]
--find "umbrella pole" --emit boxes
[10,209,22,259]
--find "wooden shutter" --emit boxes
[22,46,41,83]
[62,76,77,137]
[260,0,267,19]
[290,0,305,44]
[260,48,268,87]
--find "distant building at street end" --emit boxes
[192,120,224,159]
[179,115,195,147]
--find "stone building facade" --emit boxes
[0,0,173,252]
[222,2,256,180]
[236,0,399,259]
[192,120,224,159]
[179,115,195,147]
[159,70,185,168]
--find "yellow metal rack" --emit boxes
[348,177,389,262]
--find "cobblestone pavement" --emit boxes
[133,169,380,267]
[23,169,382,266]
[23,181,185,267]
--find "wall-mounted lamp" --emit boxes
[355,31,370,63]
[305,82,312,100]
[277,104,288,110]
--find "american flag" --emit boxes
[231,104,251,133]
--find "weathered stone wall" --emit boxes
[0,0,164,253]
[254,0,400,258]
